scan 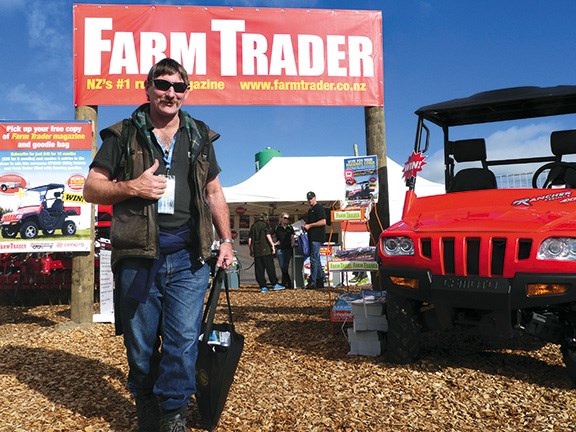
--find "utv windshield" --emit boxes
[19,189,44,207]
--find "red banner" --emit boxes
[73,4,383,107]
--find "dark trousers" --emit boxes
[276,248,293,288]
[254,254,278,288]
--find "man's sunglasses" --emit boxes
[153,79,188,93]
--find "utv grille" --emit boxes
[422,236,532,277]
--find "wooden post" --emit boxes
[365,106,388,290]
[71,105,98,323]
[365,106,389,235]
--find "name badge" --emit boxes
[158,175,175,214]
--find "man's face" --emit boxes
[146,72,189,119]
[308,196,316,206]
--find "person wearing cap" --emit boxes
[304,191,327,289]
[248,212,285,292]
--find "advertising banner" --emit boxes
[73,4,383,107]
[0,121,92,253]
[344,155,378,203]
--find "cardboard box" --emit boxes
[351,299,387,331]
[347,328,386,356]
[353,315,388,332]
[351,300,384,317]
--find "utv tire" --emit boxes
[561,344,576,386]
[62,220,76,236]
[386,292,423,364]
[20,221,39,239]
[1,227,18,238]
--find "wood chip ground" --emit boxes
[0,285,575,431]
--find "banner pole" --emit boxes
[71,105,98,323]
[365,106,387,291]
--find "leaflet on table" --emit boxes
[331,246,377,261]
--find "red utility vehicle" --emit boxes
[376,86,576,384]
[1,183,80,239]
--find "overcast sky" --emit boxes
[1,0,576,186]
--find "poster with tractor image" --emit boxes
[0,121,92,253]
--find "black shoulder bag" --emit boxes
[195,268,245,431]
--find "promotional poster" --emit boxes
[0,121,93,253]
[344,155,378,203]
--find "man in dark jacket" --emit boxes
[248,212,285,292]
[304,191,326,289]
[83,58,233,432]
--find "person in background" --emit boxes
[83,58,233,432]
[304,191,326,289]
[274,212,295,288]
[249,212,285,292]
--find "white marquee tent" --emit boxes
[222,155,444,285]
[223,155,444,224]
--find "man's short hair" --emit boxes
[146,58,189,86]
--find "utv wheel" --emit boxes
[20,221,39,239]
[1,227,18,238]
[386,292,423,364]
[42,229,55,236]
[62,220,76,236]
[561,344,576,386]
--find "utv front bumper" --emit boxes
[381,267,576,308]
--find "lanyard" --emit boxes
[153,131,177,174]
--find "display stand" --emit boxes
[327,205,377,289]
[327,204,378,324]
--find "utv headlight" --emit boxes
[537,238,576,261]
[383,236,414,256]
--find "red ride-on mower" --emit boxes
[0,183,81,239]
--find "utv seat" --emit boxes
[447,138,497,192]
[545,130,576,188]
[50,192,64,214]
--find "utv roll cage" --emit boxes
[411,85,576,190]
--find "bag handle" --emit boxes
[201,268,235,340]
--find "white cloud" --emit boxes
[6,83,69,120]
[27,0,69,52]
[487,123,554,159]
[421,122,561,184]
[421,149,445,183]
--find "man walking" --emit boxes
[83,58,233,432]
[303,191,326,289]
